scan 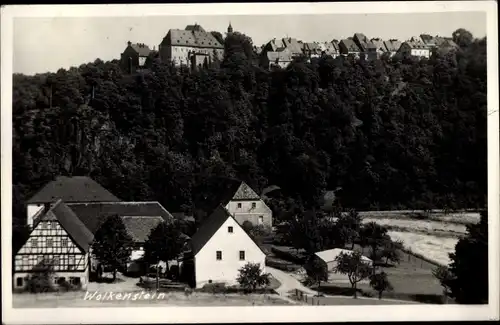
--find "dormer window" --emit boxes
[237,203,242,209]
[228,226,233,233]
[252,202,256,209]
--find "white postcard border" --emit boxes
[1,1,498,323]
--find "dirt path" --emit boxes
[266,266,419,305]
[267,266,317,296]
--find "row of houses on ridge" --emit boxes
[14,176,272,291]
[120,24,461,73]
[260,33,459,69]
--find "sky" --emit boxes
[13,12,487,75]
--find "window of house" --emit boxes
[216,251,222,260]
[61,238,68,247]
[239,251,245,261]
[252,202,256,209]
[70,277,81,286]
[228,226,233,233]
[51,221,57,229]
[259,216,264,224]
[31,238,38,247]
[237,203,242,209]
[41,222,47,229]
[47,238,53,247]
[16,277,23,287]
[69,255,75,266]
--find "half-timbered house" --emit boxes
[15,176,178,291]
[14,199,93,291]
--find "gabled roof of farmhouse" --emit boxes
[66,201,174,235]
[161,26,223,49]
[121,216,165,243]
[128,42,152,56]
[190,205,265,256]
[190,205,231,255]
[27,176,121,204]
[404,40,428,49]
[340,39,360,52]
[194,179,262,215]
[354,33,369,43]
[370,39,386,52]
[36,199,95,252]
[282,37,303,54]
[383,40,402,52]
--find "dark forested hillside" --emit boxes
[12,31,487,229]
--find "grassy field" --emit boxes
[360,211,478,266]
[387,231,457,266]
[358,211,481,225]
[314,244,447,304]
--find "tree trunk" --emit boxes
[156,258,160,292]
[352,282,357,299]
[378,291,382,300]
[112,269,117,281]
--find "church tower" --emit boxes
[227,22,233,34]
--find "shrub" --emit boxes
[201,282,227,294]
[271,246,307,264]
[236,262,270,293]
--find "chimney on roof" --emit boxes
[127,41,131,46]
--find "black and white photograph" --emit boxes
[1,1,499,323]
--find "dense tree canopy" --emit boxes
[12,30,487,230]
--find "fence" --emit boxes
[291,289,326,305]
[398,248,444,268]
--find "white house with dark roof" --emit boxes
[398,39,431,58]
[383,39,402,57]
[120,41,152,72]
[370,38,388,58]
[319,42,339,58]
[158,24,224,68]
[281,37,304,57]
[339,38,361,58]
[26,176,121,229]
[188,205,266,288]
[263,48,293,70]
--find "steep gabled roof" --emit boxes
[282,37,303,55]
[190,205,232,255]
[403,40,429,50]
[384,40,402,52]
[162,29,223,49]
[194,179,262,215]
[27,176,120,204]
[121,216,165,243]
[190,205,266,256]
[340,39,360,52]
[37,200,94,252]
[370,39,387,52]
[130,43,152,57]
[67,201,174,234]
[232,182,261,201]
